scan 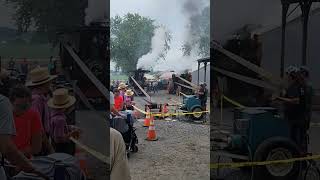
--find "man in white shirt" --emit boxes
[109,91,131,180]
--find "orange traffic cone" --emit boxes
[146,118,158,141]
[75,148,90,177]
[143,108,152,127]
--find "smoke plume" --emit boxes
[152,0,209,72]
[182,0,208,53]
[85,0,107,25]
[137,26,168,70]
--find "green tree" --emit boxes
[111,13,171,73]
[182,6,209,57]
[5,0,87,45]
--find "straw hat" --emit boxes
[125,89,134,96]
[118,82,128,90]
[47,88,76,109]
[26,67,57,87]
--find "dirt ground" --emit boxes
[128,90,210,180]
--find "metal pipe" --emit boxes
[301,2,312,66]
[280,2,289,78]
[204,62,207,83]
[197,62,200,85]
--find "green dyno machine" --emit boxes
[180,94,204,120]
[230,107,290,152]
[225,107,302,180]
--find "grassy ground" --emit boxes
[110,74,128,81]
[0,42,58,58]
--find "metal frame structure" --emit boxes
[280,0,320,77]
[197,57,210,85]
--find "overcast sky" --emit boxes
[110,0,210,72]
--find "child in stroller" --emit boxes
[110,111,138,158]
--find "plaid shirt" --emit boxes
[49,109,69,141]
[31,89,51,134]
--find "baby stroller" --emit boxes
[110,111,138,158]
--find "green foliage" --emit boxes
[0,42,58,58]
[5,0,87,45]
[111,13,171,74]
[182,6,209,57]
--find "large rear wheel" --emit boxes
[253,137,301,180]
[191,107,204,120]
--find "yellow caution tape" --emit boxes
[210,154,320,169]
[222,95,246,108]
[132,105,147,115]
[132,105,209,117]
[70,137,109,164]
[311,122,320,127]
[151,111,210,117]
[179,92,188,97]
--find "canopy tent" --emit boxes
[144,74,157,81]
[159,71,175,80]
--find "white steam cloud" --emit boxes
[152,0,208,72]
[85,0,107,25]
[137,26,168,70]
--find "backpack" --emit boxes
[11,153,85,180]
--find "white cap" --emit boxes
[285,66,298,74]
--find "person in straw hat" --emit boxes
[118,82,128,100]
[47,88,80,155]
[124,89,135,111]
[26,67,57,155]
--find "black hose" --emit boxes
[240,136,254,180]
[217,156,221,177]
[304,160,312,180]
[303,159,320,180]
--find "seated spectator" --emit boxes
[0,94,45,179]
[113,88,124,111]
[9,86,43,158]
[118,82,128,99]
[47,88,80,155]
[27,67,57,155]
[110,127,131,180]
[124,89,135,110]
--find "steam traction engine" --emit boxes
[58,21,109,109]
[128,68,150,96]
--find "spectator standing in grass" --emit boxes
[20,58,29,75]
[8,57,15,70]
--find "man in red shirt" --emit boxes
[9,86,43,158]
[113,88,124,111]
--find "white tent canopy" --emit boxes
[144,74,157,81]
